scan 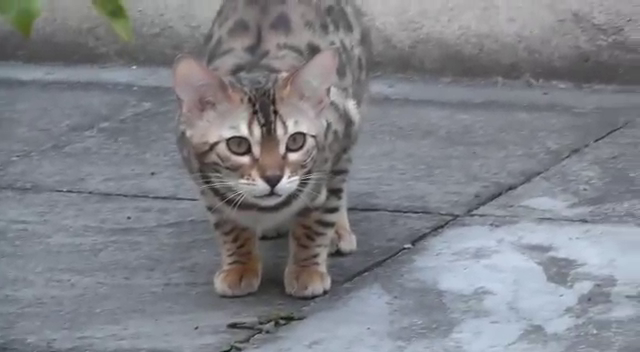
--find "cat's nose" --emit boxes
[263,174,283,189]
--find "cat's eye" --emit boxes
[286,133,307,153]
[226,137,252,156]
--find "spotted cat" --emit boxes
[171,0,371,298]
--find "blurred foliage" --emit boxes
[91,0,133,42]
[0,0,133,41]
[0,0,41,37]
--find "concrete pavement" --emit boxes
[249,219,640,352]
[0,64,639,352]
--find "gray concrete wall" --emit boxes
[1,0,639,84]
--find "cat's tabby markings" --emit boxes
[172,0,371,299]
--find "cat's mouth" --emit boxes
[255,191,282,199]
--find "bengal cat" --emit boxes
[171,0,371,298]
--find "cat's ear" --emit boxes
[280,48,340,108]
[172,54,240,116]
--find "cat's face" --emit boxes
[173,50,338,206]
[183,90,324,206]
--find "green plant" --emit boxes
[0,0,133,41]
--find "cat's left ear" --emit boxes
[172,54,241,117]
[280,48,340,109]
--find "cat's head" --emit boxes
[172,50,339,206]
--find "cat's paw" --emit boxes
[284,266,331,299]
[214,263,261,297]
[330,226,357,255]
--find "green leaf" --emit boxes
[0,0,12,15]
[0,0,41,38]
[92,0,133,42]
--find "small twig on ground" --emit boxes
[220,312,307,351]
[227,312,306,332]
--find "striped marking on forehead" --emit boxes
[248,87,280,136]
[231,72,285,138]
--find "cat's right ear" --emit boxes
[172,54,240,116]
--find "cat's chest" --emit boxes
[202,184,327,231]
[217,197,305,230]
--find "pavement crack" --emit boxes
[349,206,456,217]
[462,121,631,215]
[0,186,198,202]
[342,216,458,284]
[0,186,458,217]
[465,212,593,224]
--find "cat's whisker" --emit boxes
[305,188,322,200]
[300,173,325,179]
[191,173,226,180]
[302,171,327,177]
[209,190,243,213]
[294,191,316,210]
[299,174,327,182]
[229,193,246,218]
[289,183,323,209]
[199,181,236,190]
[190,172,225,179]
[200,184,234,190]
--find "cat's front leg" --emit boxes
[330,191,357,255]
[284,207,335,298]
[284,182,347,298]
[210,216,262,297]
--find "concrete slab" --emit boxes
[0,189,448,352]
[0,81,153,166]
[0,81,630,214]
[0,84,195,199]
[247,217,640,352]
[350,100,628,214]
[2,71,639,352]
[476,122,640,224]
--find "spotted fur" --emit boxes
[172,0,371,298]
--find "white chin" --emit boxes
[255,194,286,205]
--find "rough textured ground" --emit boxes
[0,64,639,352]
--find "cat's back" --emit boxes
[204,0,371,102]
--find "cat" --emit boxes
[171,0,371,299]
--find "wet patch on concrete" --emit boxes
[247,218,640,352]
[519,244,585,288]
